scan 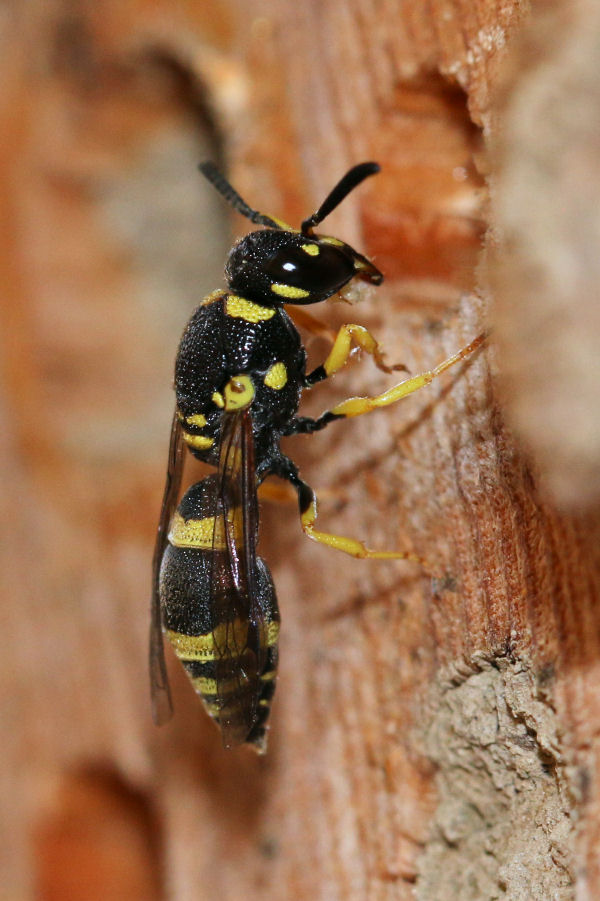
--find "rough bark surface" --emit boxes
[1,2,598,900]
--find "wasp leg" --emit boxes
[272,457,426,566]
[294,332,486,429]
[305,322,402,386]
[297,480,426,564]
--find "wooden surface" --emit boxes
[1,1,599,899]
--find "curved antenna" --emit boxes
[301,162,380,235]
[199,162,282,229]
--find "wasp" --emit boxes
[150,161,484,752]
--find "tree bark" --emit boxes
[1,1,598,900]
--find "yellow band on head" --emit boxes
[271,283,310,300]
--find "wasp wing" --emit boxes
[210,409,266,748]
[149,410,184,725]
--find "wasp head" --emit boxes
[200,160,383,307]
[225,228,382,306]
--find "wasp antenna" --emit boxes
[199,162,282,230]
[301,162,380,235]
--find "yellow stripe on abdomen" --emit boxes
[166,629,219,661]
[166,618,250,661]
[166,618,279,661]
[168,510,243,550]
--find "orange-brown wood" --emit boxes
[1,1,597,899]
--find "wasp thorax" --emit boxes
[225,229,380,306]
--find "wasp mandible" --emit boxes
[150,162,484,752]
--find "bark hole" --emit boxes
[369,70,486,293]
[33,765,165,901]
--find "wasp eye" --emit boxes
[264,244,354,293]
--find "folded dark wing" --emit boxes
[149,411,184,725]
[211,409,265,747]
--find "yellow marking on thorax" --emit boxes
[181,411,212,450]
[224,374,255,411]
[263,362,288,390]
[212,391,225,408]
[319,235,344,247]
[271,283,310,300]
[201,289,227,307]
[183,433,214,450]
[185,413,207,427]
[301,243,319,256]
[226,295,275,322]
[168,510,242,549]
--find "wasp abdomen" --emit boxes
[159,477,280,751]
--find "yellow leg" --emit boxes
[329,332,486,418]
[323,323,400,376]
[299,486,426,566]
[306,323,407,387]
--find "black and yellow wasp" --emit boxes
[150,161,484,752]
